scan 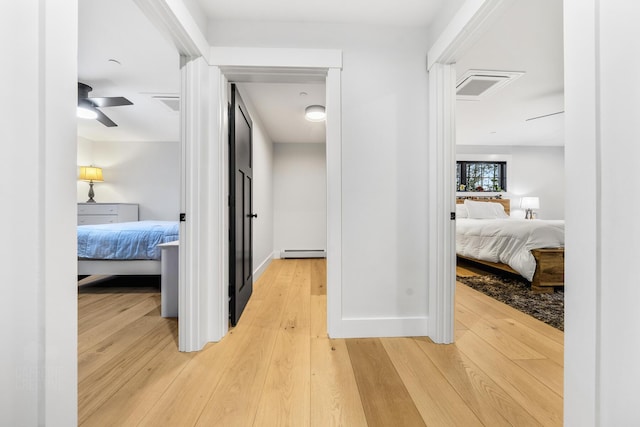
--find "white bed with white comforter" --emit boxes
[456,218,565,281]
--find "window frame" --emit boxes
[456,160,507,192]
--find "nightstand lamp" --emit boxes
[79,166,104,203]
[521,196,540,219]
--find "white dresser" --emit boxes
[77,203,138,225]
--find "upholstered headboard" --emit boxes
[456,198,510,215]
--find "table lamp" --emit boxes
[521,196,540,219]
[79,166,104,203]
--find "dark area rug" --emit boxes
[457,274,564,331]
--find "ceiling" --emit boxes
[78,0,180,142]
[455,0,564,146]
[238,82,327,144]
[198,0,446,27]
[78,0,564,147]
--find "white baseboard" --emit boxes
[330,316,430,339]
[253,252,274,281]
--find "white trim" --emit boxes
[425,0,512,345]
[179,56,198,351]
[253,253,274,282]
[134,0,210,60]
[135,0,213,351]
[427,0,513,70]
[325,68,343,338]
[211,47,343,69]
[564,0,599,424]
[210,49,343,341]
[216,68,230,342]
[340,317,430,338]
[427,63,457,344]
[178,56,213,352]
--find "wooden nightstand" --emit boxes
[77,203,138,225]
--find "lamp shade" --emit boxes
[79,166,104,182]
[305,105,326,122]
[520,196,540,210]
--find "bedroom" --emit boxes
[76,0,328,323]
[454,0,565,291]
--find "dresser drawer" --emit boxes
[78,204,120,215]
[78,215,118,225]
[77,203,138,225]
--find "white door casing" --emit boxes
[426,0,514,344]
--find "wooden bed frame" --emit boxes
[456,197,564,293]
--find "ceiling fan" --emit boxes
[77,82,133,127]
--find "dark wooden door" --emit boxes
[229,84,254,326]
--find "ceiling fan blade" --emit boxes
[90,96,133,108]
[95,109,118,127]
[525,111,564,121]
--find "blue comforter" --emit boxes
[77,221,179,260]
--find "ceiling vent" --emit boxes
[456,69,525,101]
[152,95,180,112]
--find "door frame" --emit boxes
[212,48,344,339]
[136,2,344,348]
[426,0,514,343]
[135,0,213,351]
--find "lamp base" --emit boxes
[86,181,96,203]
[525,208,534,219]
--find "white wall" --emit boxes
[565,0,640,425]
[456,145,565,219]
[273,143,326,256]
[77,138,180,220]
[1,2,78,425]
[210,22,430,324]
[250,110,275,278]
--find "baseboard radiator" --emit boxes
[280,249,326,259]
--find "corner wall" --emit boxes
[251,114,275,279]
[273,143,327,257]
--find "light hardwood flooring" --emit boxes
[78,259,563,426]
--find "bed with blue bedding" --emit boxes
[78,221,179,275]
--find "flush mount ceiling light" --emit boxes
[305,105,326,122]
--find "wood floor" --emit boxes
[78,259,563,426]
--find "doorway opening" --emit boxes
[224,75,329,327]
[452,0,565,324]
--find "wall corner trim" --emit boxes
[210,47,343,69]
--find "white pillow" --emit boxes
[455,203,469,218]
[464,200,509,219]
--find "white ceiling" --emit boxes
[238,82,326,144]
[198,0,445,27]
[78,0,180,142]
[455,0,564,146]
[78,0,564,147]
